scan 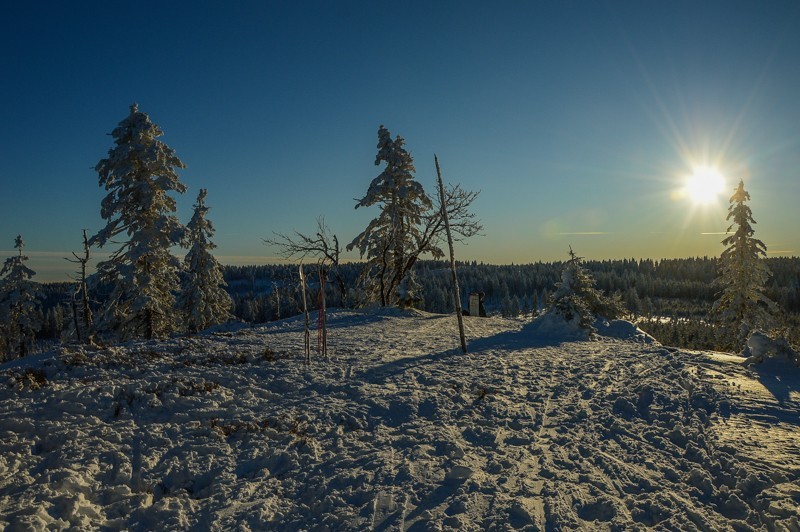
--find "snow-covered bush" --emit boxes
[544,247,623,336]
[396,269,423,309]
[742,331,799,367]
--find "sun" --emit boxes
[684,166,726,205]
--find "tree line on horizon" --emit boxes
[14,253,800,353]
[0,105,793,359]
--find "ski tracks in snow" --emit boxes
[0,309,798,530]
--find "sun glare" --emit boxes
[685,166,726,205]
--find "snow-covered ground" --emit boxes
[1,309,798,530]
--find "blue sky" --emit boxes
[3,1,800,281]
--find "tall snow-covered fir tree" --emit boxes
[547,246,622,333]
[90,104,187,340]
[712,180,777,349]
[0,236,41,360]
[178,189,233,332]
[347,126,433,306]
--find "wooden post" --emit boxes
[317,264,328,358]
[299,264,310,364]
[435,155,467,354]
[272,281,280,320]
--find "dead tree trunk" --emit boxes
[65,229,94,344]
[70,295,82,344]
[435,155,467,354]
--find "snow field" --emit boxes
[1,309,798,530]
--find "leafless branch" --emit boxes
[264,216,340,266]
[264,216,347,299]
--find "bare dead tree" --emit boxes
[64,230,94,344]
[264,216,347,300]
[435,155,467,354]
[426,184,483,245]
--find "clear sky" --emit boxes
[3,1,800,282]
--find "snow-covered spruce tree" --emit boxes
[178,189,233,332]
[347,126,433,306]
[712,180,778,349]
[90,104,187,340]
[396,268,423,309]
[0,236,42,360]
[547,246,623,333]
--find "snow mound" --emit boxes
[524,310,590,341]
[596,318,658,344]
[743,331,800,368]
[349,304,428,319]
[524,313,656,345]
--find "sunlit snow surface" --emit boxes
[1,309,798,530]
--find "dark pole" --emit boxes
[435,154,467,354]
